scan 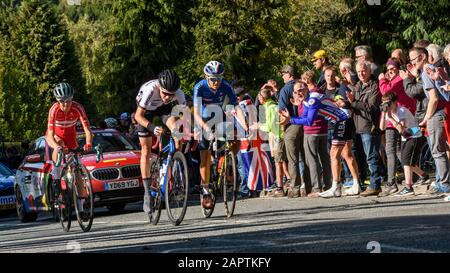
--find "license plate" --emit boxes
[104,180,139,191]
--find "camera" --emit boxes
[380,101,392,112]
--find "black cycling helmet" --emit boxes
[53,82,74,101]
[158,69,180,93]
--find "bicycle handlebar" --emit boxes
[55,145,103,167]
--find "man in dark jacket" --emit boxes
[346,61,384,196]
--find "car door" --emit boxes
[16,138,47,211]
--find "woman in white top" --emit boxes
[379,92,429,197]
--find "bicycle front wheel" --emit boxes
[165,151,189,226]
[222,151,237,218]
[58,169,72,232]
[148,157,162,225]
[73,164,94,232]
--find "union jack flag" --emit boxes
[240,137,274,191]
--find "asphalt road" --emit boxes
[0,192,449,253]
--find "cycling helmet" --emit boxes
[104,117,119,129]
[53,82,74,101]
[203,61,224,77]
[119,112,131,121]
[158,69,180,93]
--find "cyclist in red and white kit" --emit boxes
[46,82,93,198]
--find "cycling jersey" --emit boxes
[290,92,351,126]
[136,79,186,111]
[47,101,90,149]
[193,79,237,119]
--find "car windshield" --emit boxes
[0,163,14,176]
[77,131,138,153]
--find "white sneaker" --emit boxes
[444,195,450,202]
[345,185,360,196]
[319,186,341,198]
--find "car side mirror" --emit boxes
[25,154,42,163]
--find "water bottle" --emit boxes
[159,160,167,185]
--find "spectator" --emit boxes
[295,85,332,197]
[234,83,254,198]
[416,45,450,194]
[338,58,362,187]
[301,71,316,91]
[254,88,285,197]
[311,49,331,89]
[119,112,131,133]
[261,79,281,101]
[379,92,429,196]
[339,58,358,90]
[278,65,309,198]
[413,40,431,49]
[441,45,450,146]
[347,61,384,196]
[354,45,381,78]
[391,49,407,66]
[378,57,418,196]
[104,117,120,130]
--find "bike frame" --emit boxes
[151,136,176,198]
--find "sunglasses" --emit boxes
[409,55,421,64]
[161,91,175,98]
[207,77,223,84]
[57,99,72,103]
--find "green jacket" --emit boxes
[260,99,283,139]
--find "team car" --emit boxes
[0,162,15,212]
[14,128,145,222]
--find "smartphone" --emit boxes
[400,65,407,71]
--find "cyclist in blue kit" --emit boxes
[280,86,362,198]
[193,60,248,209]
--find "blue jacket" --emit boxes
[278,80,297,116]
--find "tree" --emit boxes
[0,0,83,141]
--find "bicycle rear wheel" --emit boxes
[148,157,162,225]
[73,164,94,232]
[165,151,189,226]
[58,170,72,232]
[222,151,237,218]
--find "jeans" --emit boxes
[385,128,402,185]
[359,133,383,189]
[237,151,250,195]
[427,110,450,184]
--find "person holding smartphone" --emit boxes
[378,58,418,196]
[379,92,429,196]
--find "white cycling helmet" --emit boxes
[203,61,224,77]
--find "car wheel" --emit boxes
[106,203,126,213]
[15,186,37,223]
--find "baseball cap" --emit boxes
[311,49,328,62]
